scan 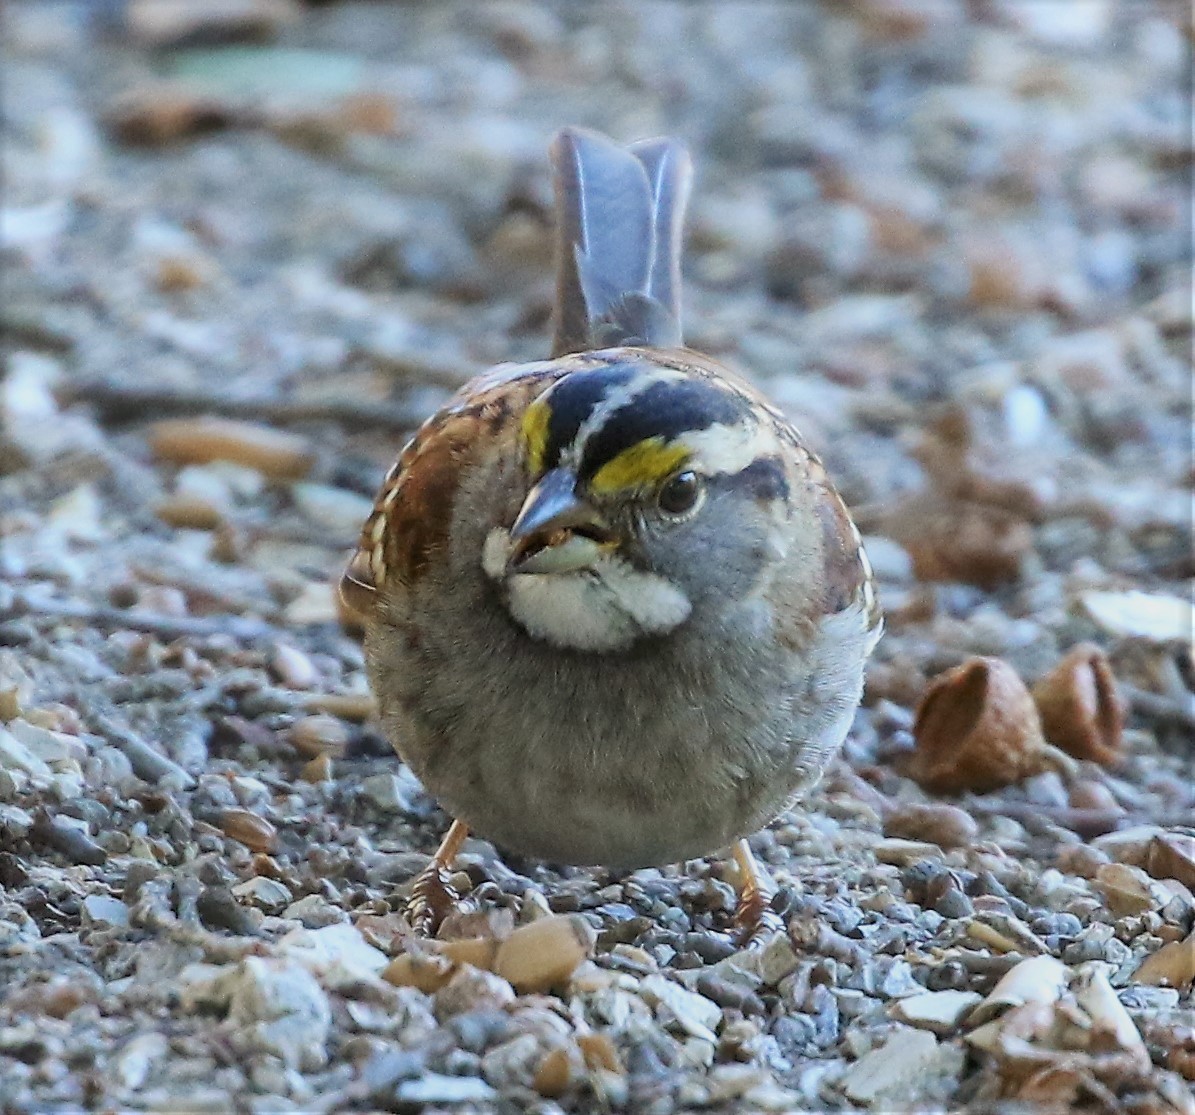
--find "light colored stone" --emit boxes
[0,727,53,782]
[0,804,33,840]
[1092,825,1163,866]
[1079,589,1193,644]
[7,719,87,763]
[752,933,802,987]
[283,581,339,626]
[873,838,943,865]
[277,922,387,983]
[1095,863,1168,917]
[891,990,982,1034]
[840,1027,950,1105]
[433,965,515,1018]
[640,975,722,1043]
[113,1032,168,1090]
[282,894,346,928]
[82,895,130,928]
[291,483,373,535]
[360,770,419,814]
[493,914,596,993]
[227,957,330,1071]
[396,1074,497,1105]
[232,876,293,913]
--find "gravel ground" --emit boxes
[1,2,1192,1111]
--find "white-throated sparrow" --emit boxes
[341,128,882,941]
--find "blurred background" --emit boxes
[4,0,1190,683]
[1,2,1192,1111]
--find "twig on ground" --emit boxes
[56,380,426,430]
[6,589,281,642]
[1122,683,1195,733]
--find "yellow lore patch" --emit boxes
[521,398,551,476]
[589,438,691,495]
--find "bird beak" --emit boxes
[507,468,615,575]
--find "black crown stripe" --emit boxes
[579,378,750,481]
[542,363,639,470]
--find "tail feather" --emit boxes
[549,128,692,357]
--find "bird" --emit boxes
[340,126,882,943]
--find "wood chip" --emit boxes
[154,494,224,530]
[301,692,377,722]
[577,1032,623,1074]
[289,714,349,758]
[299,753,332,783]
[148,417,315,480]
[1074,965,1150,1070]
[435,936,500,972]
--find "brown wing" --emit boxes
[339,357,590,619]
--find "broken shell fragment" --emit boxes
[1032,644,1127,767]
[1072,965,1151,1071]
[967,955,1069,1026]
[910,657,1046,794]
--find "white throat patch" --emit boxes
[482,528,691,651]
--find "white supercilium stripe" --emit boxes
[669,420,780,476]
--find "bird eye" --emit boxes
[657,471,702,516]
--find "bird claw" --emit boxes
[404,864,462,938]
[730,837,784,949]
[733,888,784,949]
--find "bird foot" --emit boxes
[402,818,471,937]
[404,863,464,937]
[731,838,785,949]
[733,888,784,949]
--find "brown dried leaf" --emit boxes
[894,494,1033,590]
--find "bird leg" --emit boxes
[731,839,784,947]
[405,819,470,937]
